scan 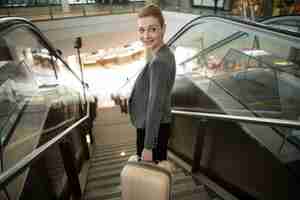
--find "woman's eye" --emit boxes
[150,27,157,32]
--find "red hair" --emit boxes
[138,4,165,28]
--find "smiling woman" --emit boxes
[128,4,176,162]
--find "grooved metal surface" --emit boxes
[83,107,212,200]
[83,141,210,200]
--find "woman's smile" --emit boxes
[137,16,165,54]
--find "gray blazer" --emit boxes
[129,45,176,149]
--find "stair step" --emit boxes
[90,156,129,167]
[88,162,125,175]
[86,171,190,193]
[92,146,136,158]
[84,139,206,200]
[84,185,121,200]
[93,140,134,148]
[94,143,136,153]
[179,188,211,200]
[85,178,200,200]
[85,176,120,192]
[88,168,121,181]
[173,173,195,185]
[173,184,204,199]
[91,148,136,161]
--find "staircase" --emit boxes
[82,106,214,200]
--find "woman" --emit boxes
[128,4,176,162]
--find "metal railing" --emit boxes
[171,107,300,172]
[172,108,300,129]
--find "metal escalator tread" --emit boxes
[84,170,198,200]
[179,187,211,200]
[90,156,129,167]
[91,152,133,165]
[84,185,121,200]
[94,143,136,153]
[87,168,122,181]
[93,144,134,153]
[92,149,136,162]
[85,176,121,192]
[88,162,126,175]
[94,141,135,149]
[173,173,195,185]
[85,172,191,193]
[84,143,202,200]
[93,146,136,157]
[93,145,136,155]
[87,180,202,200]
[88,165,186,185]
[173,184,205,200]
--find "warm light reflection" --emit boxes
[67,42,146,108]
[174,46,197,74]
[86,135,91,144]
[120,152,126,156]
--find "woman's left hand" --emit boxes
[142,148,153,161]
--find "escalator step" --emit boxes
[84,185,121,200]
[173,184,204,199]
[88,168,121,182]
[86,171,190,192]
[85,172,193,194]
[94,140,134,147]
[92,150,135,162]
[90,156,129,167]
[93,144,136,155]
[85,176,120,192]
[92,149,135,158]
[84,141,204,200]
[179,188,211,200]
[88,162,125,175]
[173,174,195,185]
[85,182,202,200]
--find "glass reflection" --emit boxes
[171,18,300,151]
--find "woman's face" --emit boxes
[137,16,165,53]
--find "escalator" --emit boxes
[82,107,223,200]
[82,16,300,200]
[84,142,208,200]
[1,15,300,200]
[167,15,300,200]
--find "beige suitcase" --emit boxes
[121,156,172,200]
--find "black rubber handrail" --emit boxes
[258,14,300,23]
[0,17,84,85]
[167,15,300,48]
[179,31,247,66]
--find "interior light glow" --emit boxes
[86,135,91,144]
[120,152,126,156]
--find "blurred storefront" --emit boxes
[230,0,300,17]
[273,0,300,15]
[192,0,225,9]
[230,0,273,18]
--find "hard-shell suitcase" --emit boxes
[121,156,172,200]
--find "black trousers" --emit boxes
[136,123,170,161]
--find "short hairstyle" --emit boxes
[138,4,165,28]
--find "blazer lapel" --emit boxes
[129,63,149,102]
